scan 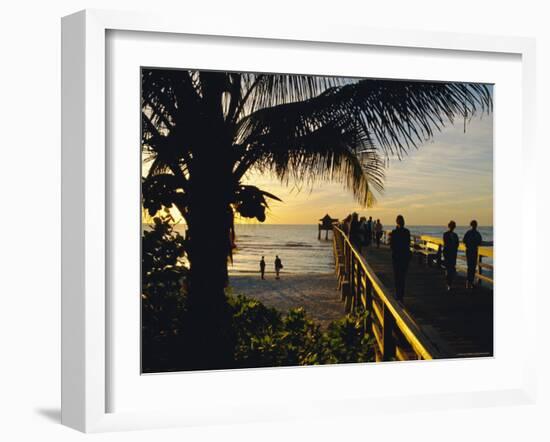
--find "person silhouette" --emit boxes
[389,215,411,302]
[341,214,352,236]
[365,216,373,246]
[349,212,361,250]
[274,255,283,279]
[374,219,383,248]
[463,220,482,289]
[443,220,459,291]
[260,256,266,280]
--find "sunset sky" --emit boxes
[240,107,493,226]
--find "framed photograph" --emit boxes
[61,9,537,432]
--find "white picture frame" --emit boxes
[61,9,537,433]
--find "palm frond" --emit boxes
[233,78,491,206]
[234,73,350,121]
[142,70,492,211]
[236,102,384,206]
[233,184,282,222]
[316,79,492,157]
[142,174,187,218]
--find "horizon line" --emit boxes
[143,222,494,227]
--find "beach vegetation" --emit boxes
[142,218,374,371]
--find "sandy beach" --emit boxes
[227,273,345,329]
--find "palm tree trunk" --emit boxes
[175,73,239,370]
[181,149,235,370]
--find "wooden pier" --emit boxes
[318,214,338,240]
[333,226,493,362]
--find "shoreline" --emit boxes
[227,273,345,329]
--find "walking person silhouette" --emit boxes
[274,255,283,280]
[374,219,383,248]
[365,216,373,247]
[389,215,411,303]
[463,220,482,289]
[349,213,362,250]
[260,256,266,280]
[443,221,459,291]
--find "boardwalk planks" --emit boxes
[333,226,493,361]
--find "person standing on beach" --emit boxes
[443,221,459,291]
[374,219,383,248]
[260,256,266,280]
[389,215,411,302]
[463,220,482,289]
[274,255,283,280]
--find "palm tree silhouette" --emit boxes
[141,69,492,369]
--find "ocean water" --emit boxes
[169,224,493,275]
[406,225,493,243]
[230,224,334,275]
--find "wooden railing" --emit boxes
[333,226,441,361]
[381,231,493,285]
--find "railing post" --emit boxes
[336,231,345,287]
[382,304,396,361]
[424,240,429,265]
[478,254,483,287]
[351,254,361,312]
[364,278,373,334]
[348,238,350,277]
[350,253,355,295]
[345,252,355,313]
[341,238,351,304]
[356,266,362,313]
